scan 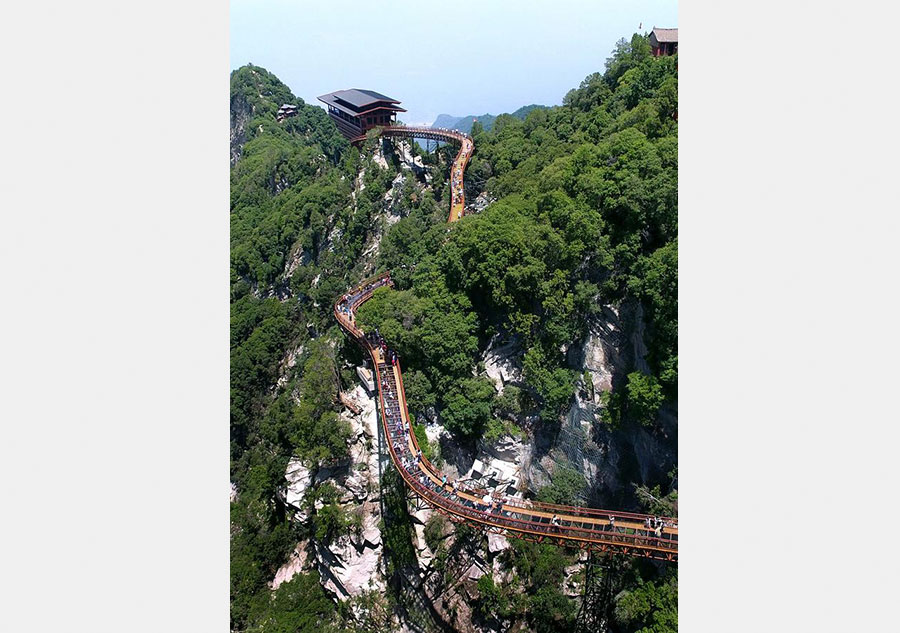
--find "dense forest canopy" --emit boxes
[363,33,677,435]
[230,33,677,632]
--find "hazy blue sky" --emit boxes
[231,0,678,125]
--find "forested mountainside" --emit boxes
[231,33,677,633]
[431,104,546,134]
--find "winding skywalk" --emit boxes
[335,129,677,562]
[354,126,473,221]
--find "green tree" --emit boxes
[305,482,350,544]
[530,585,576,633]
[440,376,496,437]
[493,385,523,419]
[476,573,510,620]
[251,572,339,633]
[402,369,436,420]
[626,371,665,426]
[413,422,438,462]
[423,514,449,552]
[614,573,678,633]
[290,339,352,466]
[523,346,575,421]
[630,240,678,391]
[536,465,586,505]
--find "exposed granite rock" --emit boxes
[481,434,525,463]
[230,92,251,165]
[283,243,312,280]
[487,533,509,554]
[276,343,305,389]
[316,526,384,599]
[271,541,312,590]
[469,191,495,214]
[285,458,312,521]
[482,335,524,394]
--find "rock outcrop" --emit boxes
[358,138,428,263]
[283,243,312,280]
[285,458,313,522]
[468,191,495,214]
[271,542,312,590]
[230,93,251,166]
[482,335,524,394]
[576,305,626,399]
[275,343,305,390]
[316,512,384,599]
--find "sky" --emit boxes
[231,0,678,126]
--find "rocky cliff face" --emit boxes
[230,92,251,166]
[464,301,676,510]
[274,384,386,599]
[527,300,677,508]
[269,139,433,607]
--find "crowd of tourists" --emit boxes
[425,127,473,143]
[337,276,393,327]
[380,361,512,517]
[339,276,391,310]
[450,139,472,208]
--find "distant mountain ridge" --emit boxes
[430,104,546,134]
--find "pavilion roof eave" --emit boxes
[354,104,407,116]
[318,100,406,119]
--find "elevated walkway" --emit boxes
[335,128,677,562]
[353,126,473,221]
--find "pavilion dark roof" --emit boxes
[317,89,406,116]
